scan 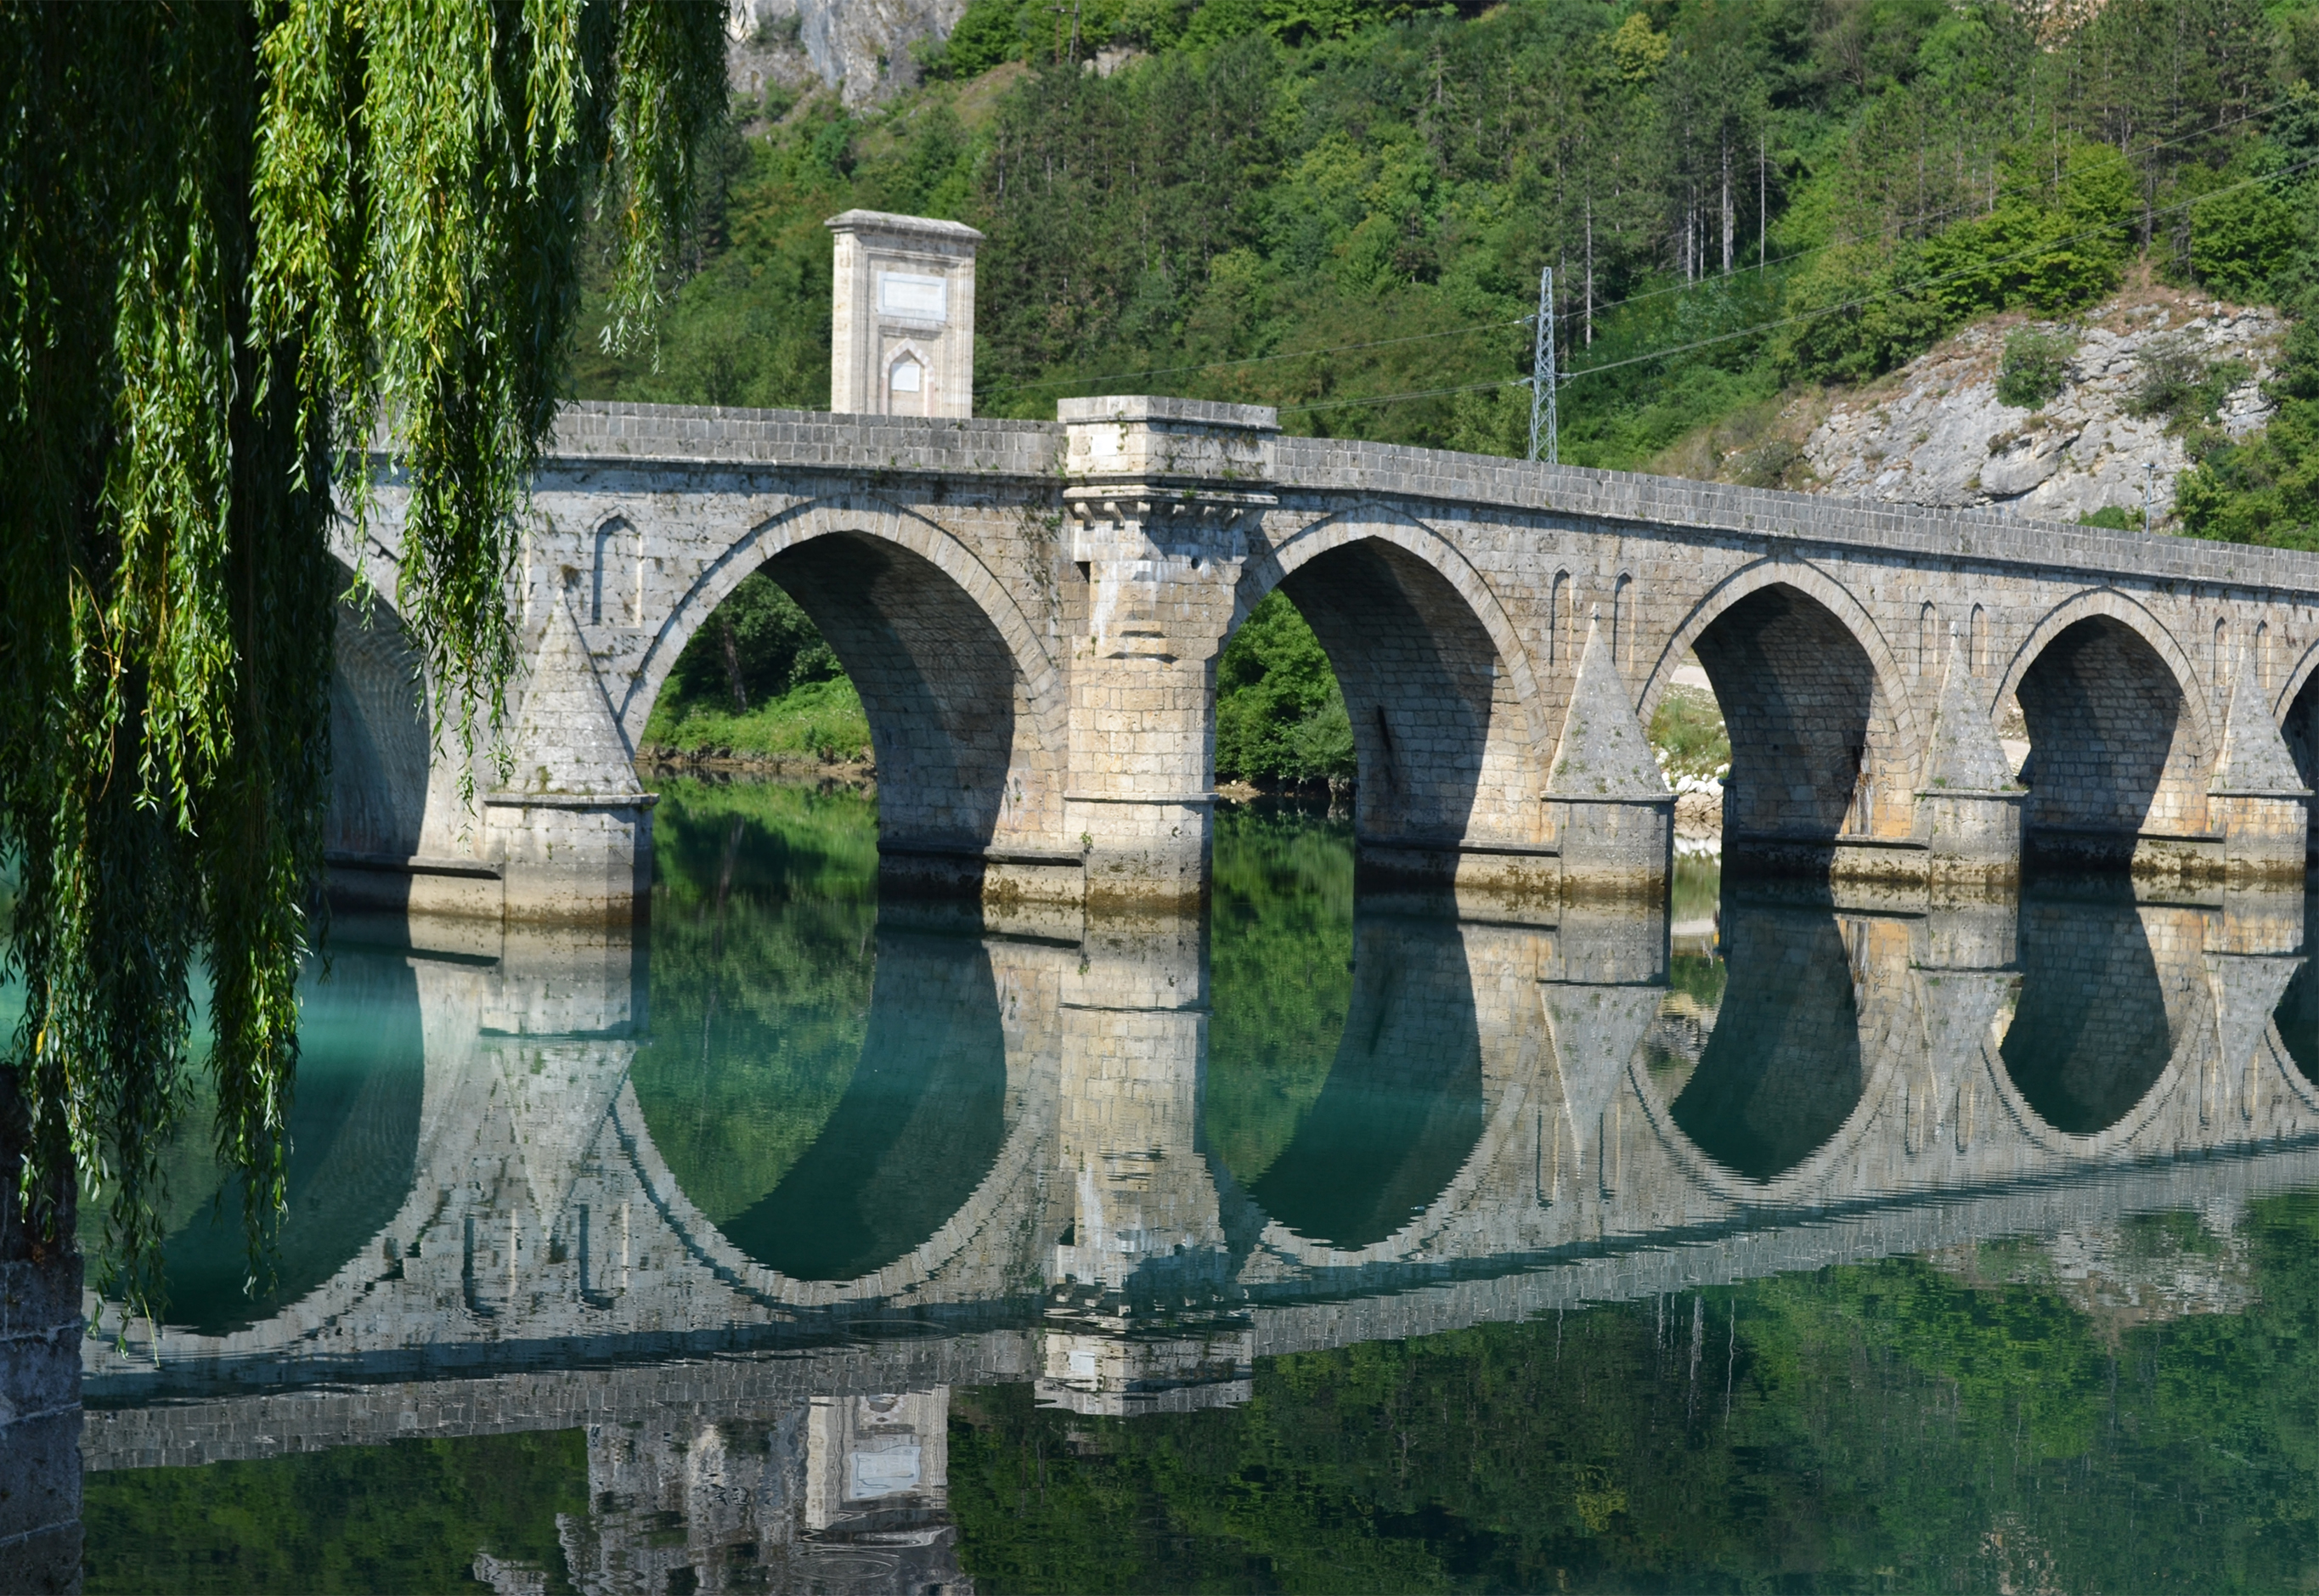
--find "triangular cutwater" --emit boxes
[1548,610,1670,801]
[2212,652,2308,794]
[1921,622,2018,794]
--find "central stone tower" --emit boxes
[826,209,983,416]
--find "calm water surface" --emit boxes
[70,780,2319,1593]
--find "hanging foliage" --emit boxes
[0,0,725,1316]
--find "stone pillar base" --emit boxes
[324,852,507,921]
[1921,891,2017,969]
[1547,796,1673,900]
[2214,790,2311,884]
[2220,885,2305,955]
[482,792,656,926]
[1354,840,1560,923]
[1916,788,2024,888]
[1066,794,1211,910]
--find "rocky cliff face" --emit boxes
[728,0,969,105]
[1730,287,2284,525]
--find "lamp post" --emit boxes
[2143,460,2159,534]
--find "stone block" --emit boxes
[0,1408,81,1548]
[0,1256,80,1342]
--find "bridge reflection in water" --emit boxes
[73,795,2319,1593]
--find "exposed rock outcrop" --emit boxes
[1796,289,2281,523]
[729,0,969,105]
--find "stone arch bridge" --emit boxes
[329,397,2319,922]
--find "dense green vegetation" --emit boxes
[640,568,873,759]
[1647,683,1729,777]
[588,0,2316,460]
[85,1430,588,1595]
[2182,303,2319,545]
[1215,594,1356,786]
[644,675,874,762]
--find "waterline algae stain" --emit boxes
[58,783,2319,1592]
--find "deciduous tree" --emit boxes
[0,0,724,1312]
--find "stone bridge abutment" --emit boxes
[326,397,2319,921]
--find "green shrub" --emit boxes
[644,677,872,761]
[1996,328,2075,409]
[2191,183,2300,303]
[2078,505,2141,531]
[1650,685,1729,779]
[658,570,840,717]
[1732,436,1807,488]
[2129,336,2251,426]
[934,0,1030,76]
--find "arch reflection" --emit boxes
[1244,916,1487,1250]
[2272,898,2319,1090]
[2000,887,2180,1136]
[631,781,1007,1284]
[158,948,424,1334]
[1667,904,1865,1183]
[719,927,1007,1282]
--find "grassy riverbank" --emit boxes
[641,676,872,764]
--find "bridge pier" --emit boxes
[1914,623,2026,887]
[1060,398,1274,907]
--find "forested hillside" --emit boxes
[590,0,2319,780]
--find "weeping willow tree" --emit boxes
[0,1,725,1315]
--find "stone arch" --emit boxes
[325,572,432,860]
[1645,561,1920,847]
[626,496,1068,849]
[1234,505,1550,846]
[1995,590,2214,853]
[2269,638,2319,849]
